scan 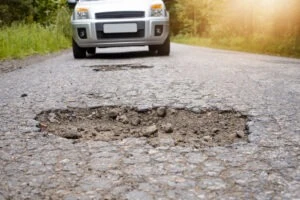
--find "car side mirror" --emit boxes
[67,0,78,9]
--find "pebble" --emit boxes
[203,135,212,142]
[236,131,245,138]
[131,118,141,126]
[77,127,85,132]
[39,123,48,129]
[117,115,129,124]
[114,131,121,136]
[213,128,220,134]
[169,108,177,115]
[136,106,150,113]
[157,107,167,117]
[94,127,101,133]
[108,109,119,119]
[62,131,82,139]
[48,113,59,123]
[162,123,173,133]
[143,125,158,137]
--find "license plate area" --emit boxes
[96,22,145,39]
[103,23,137,33]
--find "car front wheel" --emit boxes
[149,36,170,56]
[72,39,86,59]
[87,47,96,55]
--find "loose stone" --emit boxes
[169,108,177,115]
[117,115,129,124]
[20,93,28,98]
[131,118,141,126]
[39,122,48,129]
[77,127,85,132]
[48,113,59,123]
[157,107,167,117]
[213,128,220,133]
[203,135,212,142]
[62,131,82,139]
[108,109,119,119]
[162,123,173,133]
[94,127,101,133]
[114,131,121,136]
[143,125,158,137]
[236,131,245,138]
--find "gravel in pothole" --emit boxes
[36,106,249,148]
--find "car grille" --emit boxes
[96,22,145,39]
[97,30,145,39]
[95,11,145,19]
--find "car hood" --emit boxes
[77,0,158,13]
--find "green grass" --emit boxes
[172,35,300,58]
[0,22,71,60]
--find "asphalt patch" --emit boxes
[85,64,153,72]
[36,106,249,148]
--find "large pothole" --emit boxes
[36,106,249,148]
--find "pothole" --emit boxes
[36,106,249,148]
[85,64,153,72]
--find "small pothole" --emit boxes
[85,64,153,72]
[36,106,249,148]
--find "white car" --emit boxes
[67,0,170,58]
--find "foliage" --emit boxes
[0,23,70,59]
[172,0,221,36]
[0,0,69,26]
[173,35,300,58]
[168,0,300,57]
[0,0,72,60]
[32,0,68,25]
[169,0,300,37]
[0,0,33,25]
[55,6,73,38]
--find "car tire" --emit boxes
[72,39,86,59]
[148,45,157,55]
[87,47,96,55]
[157,36,170,56]
[149,36,170,56]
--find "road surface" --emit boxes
[0,43,299,199]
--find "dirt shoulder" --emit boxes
[0,49,71,74]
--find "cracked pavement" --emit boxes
[0,43,300,199]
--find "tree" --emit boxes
[32,0,67,25]
[0,0,33,25]
[173,0,219,36]
[0,0,67,26]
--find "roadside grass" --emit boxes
[0,23,70,60]
[0,8,72,60]
[172,35,300,58]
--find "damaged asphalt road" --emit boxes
[0,44,300,199]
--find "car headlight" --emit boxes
[76,7,89,19]
[151,3,165,17]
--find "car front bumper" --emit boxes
[72,17,169,48]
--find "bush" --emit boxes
[55,6,72,38]
[0,0,33,25]
[172,34,300,58]
[0,23,70,59]
[0,0,70,26]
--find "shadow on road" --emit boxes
[87,50,154,59]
